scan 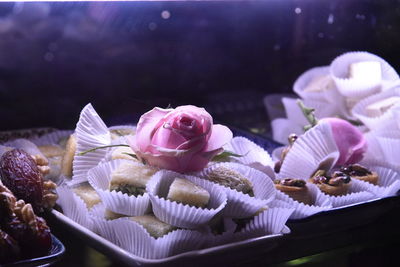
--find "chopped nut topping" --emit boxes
[310,170,351,186]
[340,164,372,177]
[275,178,306,187]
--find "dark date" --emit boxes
[0,229,20,263]
[0,149,44,212]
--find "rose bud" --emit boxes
[298,100,367,166]
[129,105,233,173]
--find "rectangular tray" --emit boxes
[49,210,283,266]
[2,127,400,266]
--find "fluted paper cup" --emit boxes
[319,179,377,208]
[357,164,400,197]
[56,184,94,230]
[114,217,205,259]
[272,146,285,162]
[362,132,385,162]
[351,85,400,130]
[147,170,227,228]
[89,203,126,246]
[330,51,399,99]
[31,130,74,146]
[274,183,332,219]
[279,121,340,180]
[375,132,400,165]
[200,162,276,218]
[223,137,275,178]
[271,118,303,145]
[73,104,111,184]
[4,138,45,157]
[88,159,152,216]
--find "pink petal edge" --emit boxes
[204,124,233,152]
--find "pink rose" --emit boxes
[323,118,367,166]
[129,105,233,173]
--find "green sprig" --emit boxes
[78,144,130,156]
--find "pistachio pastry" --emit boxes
[167,178,210,208]
[340,164,379,185]
[274,178,313,205]
[308,170,351,196]
[109,162,157,197]
[206,166,254,196]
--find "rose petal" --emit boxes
[135,107,172,151]
[204,124,233,152]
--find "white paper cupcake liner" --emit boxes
[89,203,125,246]
[100,136,137,163]
[223,137,275,178]
[303,98,348,120]
[319,179,377,208]
[272,146,285,162]
[351,85,400,130]
[271,118,303,145]
[330,51,399,99]
[73,103,111,184]
[376,135,400,165]
[56,184,94,230]
[114,217,205,259]
[362,132,384,162]
[282,97,309,126]
[274,183,332,220]
[355,164,400,197]
[205,218,236,248]
[279,121,340,180]
[30,130,74,146]
[146,170,227,228]
[199,162,276,218]
[4,138,44,157]
[206,207,293,248]
[87,159,152,216]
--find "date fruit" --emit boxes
[0,149,44,212]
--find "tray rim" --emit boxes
[50,209,283,266]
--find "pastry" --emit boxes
[303,74,335,93]
[38,145,65,158]
[365,96,400,117]
[60,134,77,177]
[308,170,351,196]
[340,164,379,185]
[349,61,382,82]
[130,214,176,238]
[274,178,313,205]
[73,183,101,209]
[109,162,157,196]
[167,178,210,208]
[104,209,126,220]
[111,146,137,161]
[206,166,254,196]
[110,128,136,140]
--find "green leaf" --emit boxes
[78,144,130,156]
[212,150,247,162]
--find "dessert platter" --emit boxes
[1,50,400,266]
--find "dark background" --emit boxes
[0,0,399,133]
